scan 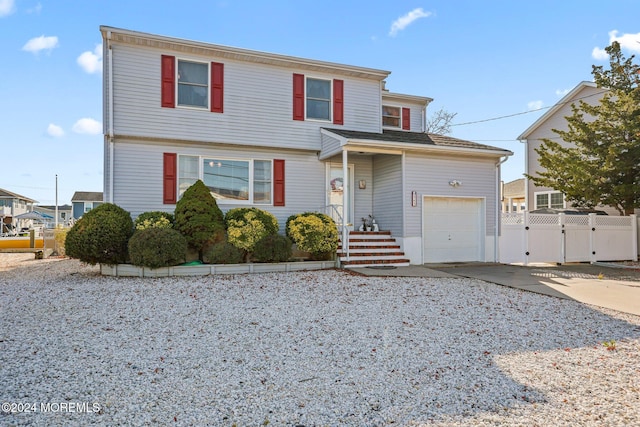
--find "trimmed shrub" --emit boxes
[128,227,187,269]
[202,239,245,265]
[65,203,133,265]
[225,207,279,261]
[134,211,174,230]
[174,180,225,260]
[286,212,339,260]
[253,234,292,263]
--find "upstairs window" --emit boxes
[306,78,331,121]
[535,191,564,209]
[177,60,208,108]
[382,105,401,127]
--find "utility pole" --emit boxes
[55,174,58,229]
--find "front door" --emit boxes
[327,164,354,230]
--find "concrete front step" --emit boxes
[341,259,411,268]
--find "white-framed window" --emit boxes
[177,59,209,108]
[84,202,93,213]
[534,191,564,209]
[306,77,331,121]
[178,155,272,204]
[382,105,401,128]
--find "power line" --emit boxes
[451,88,609,127]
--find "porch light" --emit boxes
[449,180,462,187]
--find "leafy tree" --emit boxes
[174,180,225,260]
[528,42,640,215]
[425,107,457,135]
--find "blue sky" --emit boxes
[1,0,639,206]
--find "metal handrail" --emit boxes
[314,204,349,262]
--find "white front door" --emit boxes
[327,164,354,230]
[423,197,484,263]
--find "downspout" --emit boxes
[108,30,115,203]
[495,155,509,262]
[521,139,528,211]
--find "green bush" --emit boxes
[252,234,292,263]
[225,207,279,260]
[65,203,133,265]
[174,180,225,260]
[202,238,245,264]
[286,212,339,260]
[128,227,187,269]
[134,211,174,230]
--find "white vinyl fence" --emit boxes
[499,213,638,265]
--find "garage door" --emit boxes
[423,197,484,263]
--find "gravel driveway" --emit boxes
[1,254,639,426]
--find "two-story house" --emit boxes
[0,188,38,234]
[101,26,512,264]
[518,81,614,213]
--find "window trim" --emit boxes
[178,155,274,205]
[382,104,402,129]
[305,76,332,122]
[534,191,565,209]
[176,58,210,110]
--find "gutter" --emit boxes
[107,30,114,203]
[495,155,509,262]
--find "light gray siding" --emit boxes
[111,139,325,232]
[108,44,383,152]
[525,85,604,209]
[372,154,403,235]
[404,153,498,238]
[324,155,374,228]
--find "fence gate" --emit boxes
[499,213,637,265]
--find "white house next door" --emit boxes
[423,197,484,263]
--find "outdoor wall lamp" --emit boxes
[449,180,462,187]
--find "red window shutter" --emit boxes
[293,73,305,121]
[273,159,285,206]
[163,153,177,204]
[161,55,175,108]
[211,62,224,113]
[333,79,344,125]
[402,107,411,130]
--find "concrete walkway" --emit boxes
[354,263,640,316]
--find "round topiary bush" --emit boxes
[128,227,187,269]
[134,211,174,230]
[65,203,133,265]
[225,207,279,261]
[252,234,292,263]
[202,239,245,264]
[286,212,339,260]
[174,180,225,260]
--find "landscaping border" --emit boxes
[100,260,337,277]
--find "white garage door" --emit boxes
[423,197,484,263]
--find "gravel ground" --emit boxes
[1,254,639,427]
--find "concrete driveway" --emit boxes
[354,262,640,316]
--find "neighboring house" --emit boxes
[0,188,38,234]
[101,26,512,264]
[36,204,73,227]
[518,81,611,212]
[71,192,103,219]
[501,178,525,213]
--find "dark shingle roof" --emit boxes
[71,191,103,202]
[323,128,511,153]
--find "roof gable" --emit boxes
[0,188,37,203]
[517,81,605,140]
[71,191,103,202]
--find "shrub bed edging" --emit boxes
[100,260,337,277]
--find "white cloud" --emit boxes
[22,35,59,54]
[608,30,640,53]
[527,100,544,111]
[47,124,64,138]
[0,0,15,17]
[389,8,432,37]
[592,30,640,60]
[77,44,103,74]
[555,88,570,97]
[72,118,102,135]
